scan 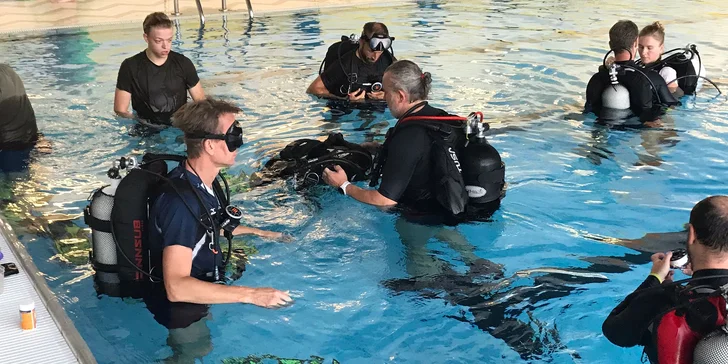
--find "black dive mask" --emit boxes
[187,122,244,152]
[362,34,394,52]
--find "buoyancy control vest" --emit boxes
[648,285,728,364]
[640,44,705,95]
[84,153,235,298]
[250,133,374,189]
[599,62,679,113]
[370,105,506,217]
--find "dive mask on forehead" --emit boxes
[186,122,244,152]
[362,34,394,52]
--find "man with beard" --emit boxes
[307,22,395,102]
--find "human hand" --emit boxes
[367,90,385,100]
[256,229,293,242]
[246,288,292,308]
[348,88,366,102]
[322,165,349,189]
[650,251,673,282]
[664,270,675,283]
[643,119,663,128]
[682,262,693,276]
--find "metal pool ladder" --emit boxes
[173,0,253,27]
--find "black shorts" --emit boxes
[143,289,209,330]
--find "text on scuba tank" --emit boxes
[448,147,462,173]
[133,220,144,280]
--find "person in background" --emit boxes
[307,22,395,102]
[0,63,38,172]
[584,20,679,126]
[114,12,205,126]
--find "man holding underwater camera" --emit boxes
[602,195,728,362]
[306,22,395,101]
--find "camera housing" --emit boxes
[670,248,689,269]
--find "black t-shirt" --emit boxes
[320,49,393,97]
[0,64,37,148]
[584,61,678,123]
[116,51,200,125]
[378,104,452,212]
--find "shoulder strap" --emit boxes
[369,114,466,187]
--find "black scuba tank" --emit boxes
[462,117,506,205]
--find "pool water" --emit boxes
[2,1,728,363]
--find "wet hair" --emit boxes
[690,196,728,253]
[384,60,431,102]
[143,12,173,35]
[639,21,666,45]
[608,20,639,53]
[362,22,389,38]
[172,98,242,158]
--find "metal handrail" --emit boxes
[195,0,205,26]
[173,0,253,27]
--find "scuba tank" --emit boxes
[694,323,728,364]
[87,156,136,270]
[602,64,631,110]
[85,156,144,298]
[462,112,506,205]
[85,153,238,298]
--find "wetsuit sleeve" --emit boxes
[152,193,205,250]
[116,58,134,93]
[180,56,200,89]
[320,56,349,97]
[377,127,429,202]
[584,72,602,114]
[602,275,669,348]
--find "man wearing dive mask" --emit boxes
[186,120,244,153]
[307,22,396,101]
[147,98,291,311]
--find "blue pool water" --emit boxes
[2,1,728,363]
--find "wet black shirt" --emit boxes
[584,61,679,123]
[378,104,452,212]
[116,51,200,125]
[602,269,728,363]
[0,64,37,149]
[320,49,393,97]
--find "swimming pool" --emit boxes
[2,0,728,362]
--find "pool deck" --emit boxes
[0,0,383,34]
[0,216,96,364]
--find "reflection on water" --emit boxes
[1,0,728,363]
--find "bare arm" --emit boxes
[162,245,291,306]
[188,81,206,101]
[113,88,135,119]
[231,225,286,240]
[306,75,345,99]
[344,183,398,207]
[322,165,397,207]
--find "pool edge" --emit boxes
[0,0,409,39]
[0,214,97,364]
